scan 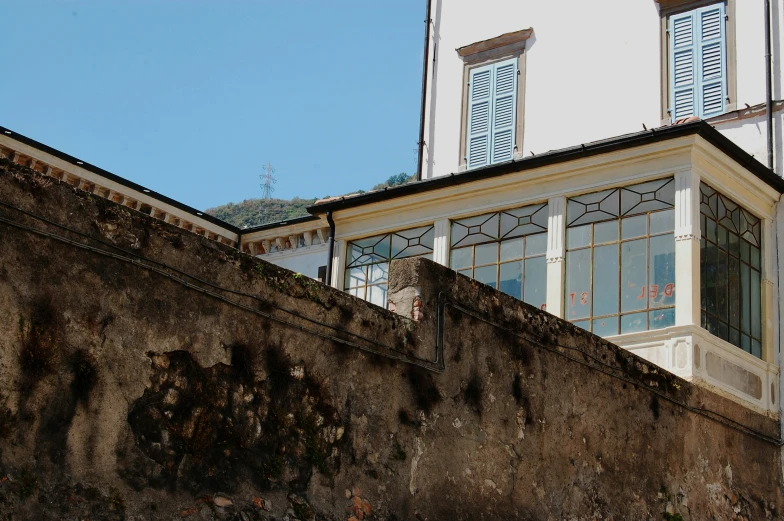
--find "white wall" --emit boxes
[260,244,328,280]
[424,0,780,179]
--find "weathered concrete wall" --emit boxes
[0,161,782,520]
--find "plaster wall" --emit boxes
[423,0,782,179]
[261,244,328,280]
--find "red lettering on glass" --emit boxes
[649,285,659,299]
[580,292,588,305]
[637,286,647,300]
[569,292,576,306]
[664,283,674,297]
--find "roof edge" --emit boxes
[307,121,782,215]
[0,125,242,235]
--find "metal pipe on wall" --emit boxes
[765,0,774,172]
[416,0,433,181]
[325,210,336,286]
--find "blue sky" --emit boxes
[2,0,425,209]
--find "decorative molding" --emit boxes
[674,233,700,242]
[546,256,565,264]
[457,28,533,59]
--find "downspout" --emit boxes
[416,0,433,181]
[765,0,774,172]
[325,211,336,287]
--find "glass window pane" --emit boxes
[705,218,717,244]
[345,266,367,288]
[593,244,619,317]
[752,340,762,358]
[450,247,472,269]
[740,263,750,334]
[523,257,547,310]
[621,239,647,312]
[593,316,618,337]
[716,250,728,321]
[649,209,675,235]
[705,242,719,316]
[621,215,647,240]
[572,320,590,332]
[728,256,741,329]
[499,261,523,300]
[475,265,497,289]
[751,245,761,270]
[751,270,761,339]
[475,243,498,266]
[500,238,524,262]
[368,285,387,308]
[525,233,547,257]
[369,263,389,285]
[648,235,675,309]
[621,312,648,334]
[347,287,363,298]
[728,230,740,258]
[458,268,472,278]
[717,226,728,250]
[740,240,750,263]
[567,225,592,249]
[566,249,591,320]
[594,221,618,244]
[649,308,675,331]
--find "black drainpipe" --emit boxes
[416,0,433,181]
[765,0,774,172]
[325,211,336,286]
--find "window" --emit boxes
[699,183,762,357]
[457,29,531,170]
[661,1,735,121]
[565,178,676,336]
[449,203,548,309]
[344,225,435,308]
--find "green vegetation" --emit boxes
[205,173,416,228]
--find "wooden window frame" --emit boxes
[658,0,737,123]
[457,29,532,171]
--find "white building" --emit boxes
[264,0,784,416]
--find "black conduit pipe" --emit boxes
[325,210,336,286]
[416,0,433,181]
[765,0,774,172]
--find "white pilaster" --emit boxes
[674,170,701,327]
[330,239,345,289]
[546,196,566,318]
[432,218,450,266]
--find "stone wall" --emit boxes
[0,161,781,520]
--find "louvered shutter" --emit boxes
[669,3,727,122]
[697,4,726,117]
[467,64,492,169]
[670,9,697,121]
[490,58,518,164]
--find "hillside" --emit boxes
[207,173,415,228]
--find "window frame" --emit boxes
[658,0,737,123]
[448,202,549,309]
[457,31,529,171]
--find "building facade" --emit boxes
[269,0,784,417]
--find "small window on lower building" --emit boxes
[699,183,762,357]
[344,225,435,308]
[317,265,327,283]
[449,202,548,309]
[565,178,676,336]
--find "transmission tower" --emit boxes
[260,162,277,200]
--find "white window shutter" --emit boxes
[697,4,727,117]
[670,10,697,121]
[490,58,518,164]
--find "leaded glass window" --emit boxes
[699,183,762,357]
[565,178,676,336]
[344,225,435,308]
[449,203,548,308]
